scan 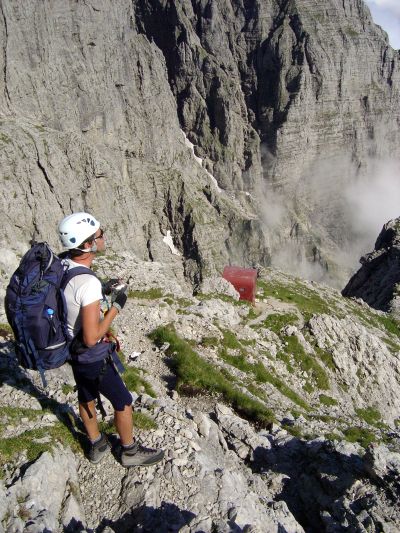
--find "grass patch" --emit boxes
[0,406,42,426]
[283,335,330,390]
[257,280,334,321]
[324,432,342,441]
[133,411,157,430]
[128,288,164,299]
[346,302,400,344]
[343,427,376,448]
[123,367,156,397]
[303,382,314,394]
[247,307,261,320]
[255,313,299,334]
[277,351,295,373]
[314,345,336,371]
[99,411,157,433]
[0,322,13,339]
[197,292,253,308]
[61,383,75,395]
[374,315,400,338]
[355,407,382,427]
[220,349,252,372]
[220,329,243,350]
[148,326,274,427]
[284,425,303,438]
[319,394,338,406]
[0,418,83,474]
[118,352,156,397]
[219,348,310,411]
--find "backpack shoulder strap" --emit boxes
[61,265,98,290]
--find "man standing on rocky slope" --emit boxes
[58,212,164,467]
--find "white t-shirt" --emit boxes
[63,259,103,337]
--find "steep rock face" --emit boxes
[342,217,400,316]
[0,0,399,284]
[0,0,269,284]
[135,0,400,279]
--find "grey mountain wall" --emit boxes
[0,0,399,285]
[343,217,400,316]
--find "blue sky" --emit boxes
[364,0,400,49]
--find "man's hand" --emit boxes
[112,291,127,312]
[102,278,121,295]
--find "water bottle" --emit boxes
[46,308,56,333]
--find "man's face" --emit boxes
[93,228,106,252]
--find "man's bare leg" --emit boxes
[79,401,100,441]
[114,404,134,446]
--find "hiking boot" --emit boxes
[88,433,110,464]
[121,441,164,467]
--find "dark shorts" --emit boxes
[72,358,132,411]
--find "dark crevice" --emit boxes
[0,2,11,107]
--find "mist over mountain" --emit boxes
[0,0,399,287]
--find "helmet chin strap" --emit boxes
[77,242,97,253]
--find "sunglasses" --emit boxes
[94,229,105,241]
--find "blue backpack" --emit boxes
[5,242,97,385]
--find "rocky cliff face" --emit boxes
[127,0,400,280]
[342,217,400,317]
[0,0,399,286]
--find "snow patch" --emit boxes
[163,230,181,256]
[181,130,222,192]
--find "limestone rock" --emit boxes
[0,0,399,287]
[343,217,400,316]
[3,446,85,532]
[309,313,400,422]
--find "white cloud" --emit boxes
[370,0,400,17]
[365,0,400,48]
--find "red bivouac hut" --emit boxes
[222,266,257,304]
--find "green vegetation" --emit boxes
[148,325,274,427]
[343,426,376,448]
[283,424,303,438]
[61,383,75,395]
[319,394,338,406]
[99,411,157,433]
[374,314,400,338]
[344,300,400,350]
[0,322,13,339]
[0,413,82,474]
[201,336,220,348]
[257,280,336,322]
[355,407,382,427]
[281,335,330,390]
[0,401,158,475]
[132,411,157,430]
[0,133,11,144]
[215,331,310,410]
[345,26,359,38]
[0,406,43,424]
[313,345,336,371]
[123,367,156,397]
[220,329,243,350]
[253,312,299,334]
[118,352,156,397]
[197,292,252,308]
[324,431,342,441]
[128,288,164,300]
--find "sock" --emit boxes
[90,434,102,445]
[122,439,135,449]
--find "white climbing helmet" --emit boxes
[58,212,100,249]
